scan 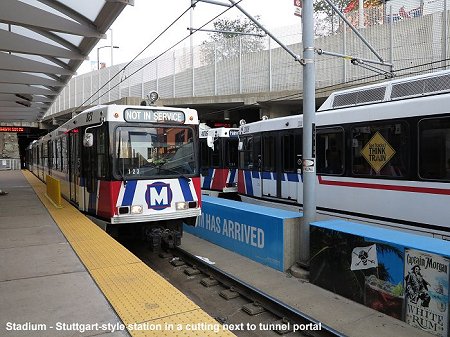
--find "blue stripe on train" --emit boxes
[202,168,214,188]
[244,171,253,196]
[179,177,194,201]
[122,180,137,206]
[228,169,236,183]
[286,172,299,182]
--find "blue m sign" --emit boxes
[145,182,173,210]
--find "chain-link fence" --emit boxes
[46,2,449,116]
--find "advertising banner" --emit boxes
[184,197,301,271]
[404,249,449,336]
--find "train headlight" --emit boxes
[130,205,143,214]
[176,202,188,210]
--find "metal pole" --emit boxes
[190,0,195,96]
[389,4,393,66]
[301,0,316,267]
[323,0,385,63]
[156,58,159,93]
[358,0,364,29]
[110,29,114,66]
[343,18,347,82]
[214,42,217,95]
[444,0,448,68]
[239,36,242,94]
[227,0,301,62]
[97,48,100,70]
[173,50,176,97]
[269,36,272,92]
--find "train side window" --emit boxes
[200,141,210,168]
[56,139,61,171]
[226,139,238,168]
[47,141,52,169]
[96,127,108,179]
[317,128,344,175]
[282,133,302,172]
[262,134,275,171]
[351,122,409,178]
[211,139,221,167]
[419,117,450,181]
[61,135,68,173]
[239,136,252,169]
[282,134,295,172]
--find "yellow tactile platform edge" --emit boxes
[23,171,234,337]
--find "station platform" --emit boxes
[0,170,233,337]
[180,233,434,337]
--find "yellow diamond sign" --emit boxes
[361,132,396,173]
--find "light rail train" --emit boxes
[199,126,239,197]
[26,103,202,248]
[238,70,450,239]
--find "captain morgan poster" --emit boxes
[404,249,449,336]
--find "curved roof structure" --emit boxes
[0,0,133,122]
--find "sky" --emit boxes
[78,0,303,74]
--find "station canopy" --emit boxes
[0,0,132,122]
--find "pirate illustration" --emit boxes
[353,246,375,267]
[405,265,431,307]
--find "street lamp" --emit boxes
[97,45,119,70]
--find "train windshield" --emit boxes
[115,126,197,179]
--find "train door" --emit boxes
[238,134,261,197]
[280,131,302,201]
[81,126,107,213]
[47,140,53,177]
[261,132,279,198]
[69,131,79,205]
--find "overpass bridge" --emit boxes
[1,2,449,159]
[42,7,450,127]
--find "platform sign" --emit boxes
[0,126,26,133]
[184,196,301,271]
[404,249,449,336]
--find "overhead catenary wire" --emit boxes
[71,0,200,114]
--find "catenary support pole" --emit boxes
[300,0,316,267]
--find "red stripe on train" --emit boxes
[237,170,245,194]
[97,181,122,218]
[192,177,202,207]
[211,168,227,191]
[318,176,450,195]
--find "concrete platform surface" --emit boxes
[180,232,434,337]
[0,170,129,337]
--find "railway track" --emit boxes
[128,241,345,337]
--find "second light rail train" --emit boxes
[199,126,239,197]
[237,70,450,239]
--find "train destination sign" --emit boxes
[0,126,26,133]
[229,130,239,137]
[124,109,185,123]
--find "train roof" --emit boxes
[239,115,303,135]
[319,69,450,111]
[240,70,450,135]
[35,104,199,143]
